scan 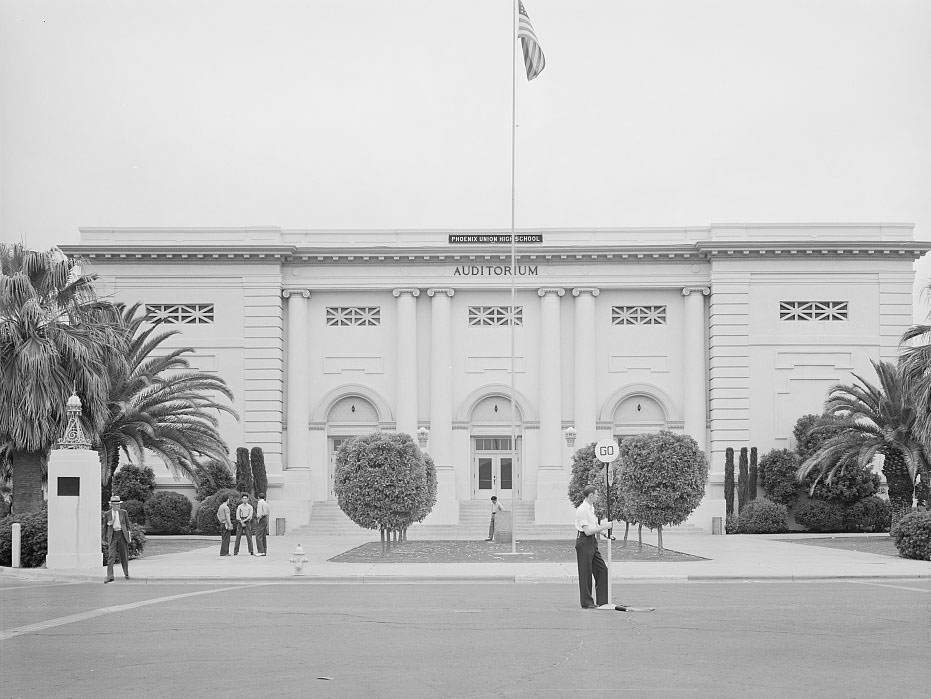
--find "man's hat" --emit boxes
[109,495,122,504]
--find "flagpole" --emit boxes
[509,0,519,556]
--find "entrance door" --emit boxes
[328,436,356,500]
[472,437,517,500]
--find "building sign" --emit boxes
[448,234,543,244]
[454,265,538,276]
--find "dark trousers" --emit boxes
[107,535,129,579]
[220,526,232,555]
[255,516,268,554]
[234,522,254,554]
[575,533,608,607]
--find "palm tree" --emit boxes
[900,279,931,454]
[0,243,124,513]
[798,360,929,530]
[96,303,238,506]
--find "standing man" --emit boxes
[574,485,613,609]
[102,495,132,583]
[254,493,270,556]
[485,495,503,542]
[217,494,233,556]
[234,494,255,556]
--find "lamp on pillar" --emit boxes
[58,394,90,450]
[417,426,430,450]
[564,426,577,449]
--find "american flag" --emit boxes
[518,1,545,81]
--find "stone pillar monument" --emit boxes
[46,394,104,569]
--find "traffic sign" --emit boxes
[594,438,618,463]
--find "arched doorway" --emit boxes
[326,396,378,500]
[613,394,668,442]
[469,395,523,503]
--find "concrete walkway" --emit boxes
[2,532,929,584]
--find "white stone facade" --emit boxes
[63,224,929,532]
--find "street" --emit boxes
[1,579,929,698]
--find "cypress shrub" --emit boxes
[143,491,192,534]
[724,448,735,516]
[235,447,253,497]
[737,499,788,534]
[891,509,931,560]
[251,447,268,498]
[737,447,749,512]
[794,500,845,532]
[749,447,758,501]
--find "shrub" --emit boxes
[0,508,48,567]
[194,488,241,535]
[804,462,880,505]
[749,447,758,502]
[567,441,625,521]
[101,523,147,564]
[235,447,253,496]
[737,499,788,534]
[794,500,846,532]
[794,413,845,462]
[193,460,236,501]
[725,513,739,534]
[724,448,735,516]
[617,431,708,552]
[758,449,802,507]
[143,491,192,534]
[737,447,749,513]
[844,496,891,533]
[251,447,268,499]
[122,499,146,525]
[891,509,931,560]
[112,464,157,503]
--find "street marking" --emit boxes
[845,581,931,593]
[0,584,267,641]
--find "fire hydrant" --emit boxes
[289,544,309,576]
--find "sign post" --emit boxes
[594,438,619,608]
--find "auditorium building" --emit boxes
[62,223,929,533]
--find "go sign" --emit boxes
[594,438,619,463]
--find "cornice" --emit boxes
[60,239,931,264]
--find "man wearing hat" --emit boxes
[102,495,132,583]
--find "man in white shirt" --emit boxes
[234,494,255,556]
[102,495,132,583]
[574,485,613,609]
[254,493,270,556]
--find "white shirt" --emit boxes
[256,499,270,518]
[111,509,122,530]
[236,503,254,522]
[574,499,599,534]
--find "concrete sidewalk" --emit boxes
[2,532,929,585]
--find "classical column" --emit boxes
[427,288,454,466]
[682,286,710,453]
[393,288,420,436]
[283,289,310,469]
[572,288,599,448]
[538,288,565,466]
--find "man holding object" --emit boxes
[574,485,613,609]
[102,495,132,583]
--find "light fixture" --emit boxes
[564,426,577,448]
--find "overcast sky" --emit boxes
[1,0,929,312]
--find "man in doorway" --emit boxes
[234,494,255,556]
[217,495,233,556]
[574,485,614,609]
[254,493,270,556]
[102,495,132,583]
[485,495,503,542]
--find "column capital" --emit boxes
[282,289,310,299]
[392,288,421,298]
[571,287,600,297]
[537,287,565,297]
[427,288,455,298]
[682,286,710,297]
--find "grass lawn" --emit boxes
[782,535,900,557]
[141,536,217,558]
[329,539,706,563]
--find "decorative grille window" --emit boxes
[779,301,848,321]
[468,306,523,326]
[611,305,667,325]
[145,304,214,324]
[326,306,381,326]
[475,438,513,451]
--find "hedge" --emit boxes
[112,464,157,503]
[194,488,242,535]
[844,497,891,533]
[891,509,931,561]
[794,500,846,532]
[143,491,193,534]
[122,499,146,525]
[0,509,48,567]
[737,499,788,534]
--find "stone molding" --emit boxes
[427,288,455,297]
[281,289,310,298]
[392,288,421,298]
[537,287,565,297]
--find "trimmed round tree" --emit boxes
[334,432,429,552]
[567,441,634,541]
[617,431,708,554]
[758,449,802,507]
